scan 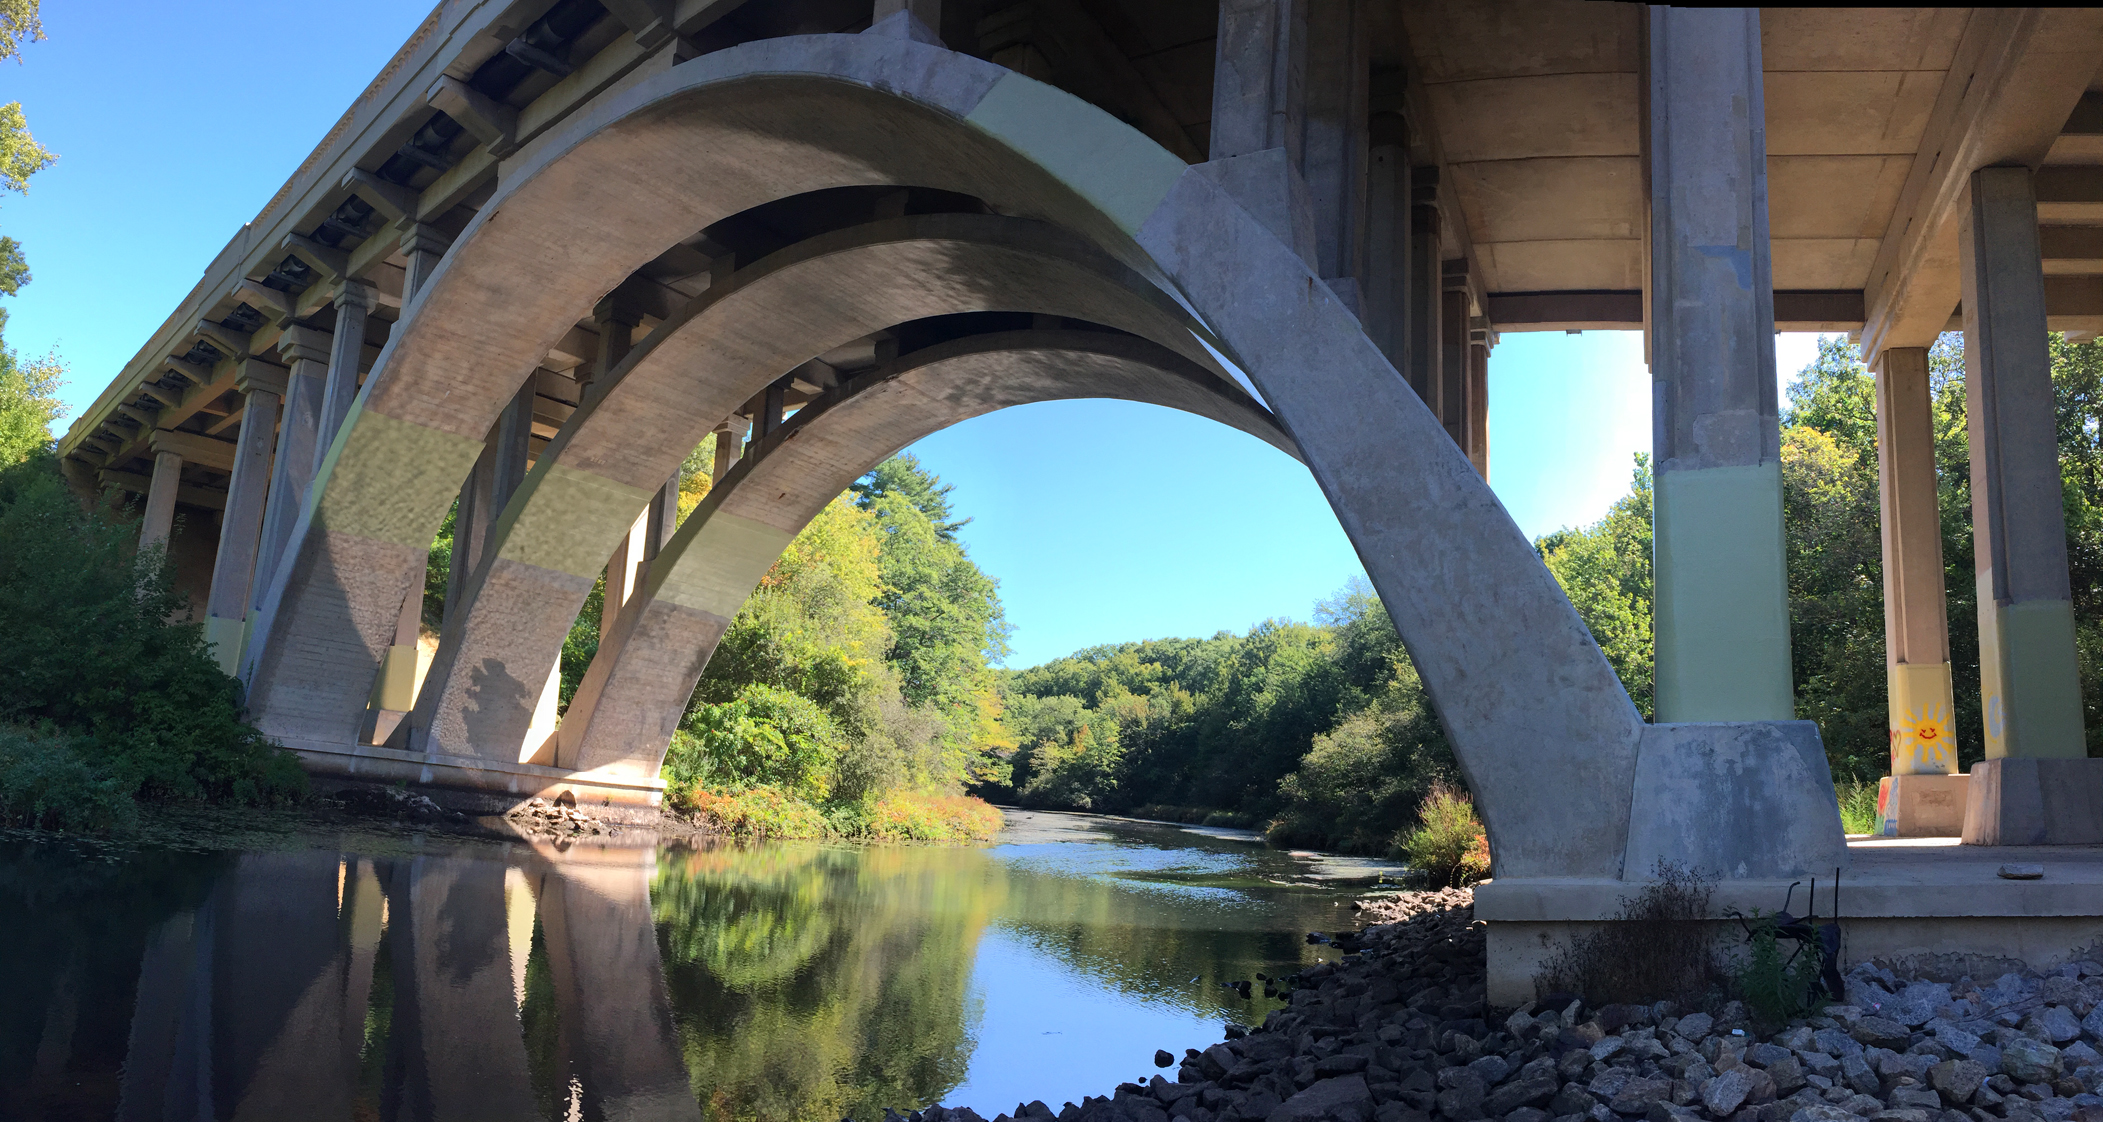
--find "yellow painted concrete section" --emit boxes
[494,463,655,580]
[1889,660,1958,774]
[1653,462,1794,722]
[649,510,796,618]
[315,405,485,549]
[965,72,1186,238]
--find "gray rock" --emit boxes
[2006,1038,2066,1085]
[1802,1054,1843,1080]
[1608,1078,1673,1115]
[1318,1055,1372,1078]
[1592,1038,1627,1063]
[1788,1106,1866,1122]
[1271,1076,1374,1122]
[1854,1018,1916,1051]
[2041,1010,2086,1045]
[1445,1069,1490,1093]
[1931,1059,1989,1104]
[1751,1045,1796,1069]
[1936,1026,1982,1056]
[1551,1085,1596,1117]
[1505,1109,1551,1122]
[1867,1110,1933,1122]
[1839,1095,1886,1116]
[1971,1046,2004,1075]
[1156,1051,1176,1069]
[2080,1006,2103,1043]
[1817,1030,1867,1058]
[1843,1055,1881,1096]
[1485,1075,1561,1116]
[1769,1057,1808,1096]
[2064,1044,2102,1070]
[1472,1057,1515,1086]
[1588,1068,1635,1100]
[1677,1014,1714,1041]
[1892,1088,1945,1110]
[1705,1070,1755,1115]
[1440,1082,1488,1119]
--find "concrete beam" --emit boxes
[147,428,237,473]
[98,468,228,510]
[1859,8,2103,362]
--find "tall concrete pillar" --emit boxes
[1467,331,1491,480]
[1646,5,1793,723]
[1439,275,1470,448]
[202,360,287,674]
[442,379,535,623]
[1404,171,1443,413]
[1874,346,1966,834]
[1362,123,1411,367]
[1962,167,2085,763]
[139,448,183,552]
[1300,0,1367,315]
[251,328,330,614]
[1203,0,1316,268]
[313,280,375,478]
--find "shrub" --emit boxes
[854,791,1002,841]
[1395,782,1491,888]
[1537,861,1722,1006]
[0,460,304,813]
[1836,777,1881,835]
[675,785,833,839]
[1732,909,1827,1026]
[0,726,137,831]
[669,684,847,801]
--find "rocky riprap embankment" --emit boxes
[504,796,632,838]
[877,887,2103,1122]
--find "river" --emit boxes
[1,807,1406,1120]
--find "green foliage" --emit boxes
[0,459,305,821]
[669,684,847,800]
[1836,777,1881,836]
[1732,910,1826,1026]
[1396,782,1490,888]
[1539,458,1655,716]
[0,726,135,831]
[0,0,42,64]
[851,452,969,541]
[0,311,62,464]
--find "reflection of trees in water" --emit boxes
[993,861,1323,1021]
[651,843,1004,1122]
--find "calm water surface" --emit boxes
[2,808,1404,1120]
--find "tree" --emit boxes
[851,453,969,540]
[0,0,52,297]
[0,310,62,464]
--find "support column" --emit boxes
[399,223,452,299]
[1467,325,1491,480]
[202,361,287,674]
[1647,6,1793,723]
[313,280,375,477]
[711,415,750,484]
[869,0,940,42]
[440,378,534,624]
[1959,166,2097,845]
[251,328,329,613]
[1201,0,1316,267]
[1404,170,1443,413]
[1300,0,1367,315]
[1439,267,1470,448]
[1874,346,1966,835]
[1362,93,1411,369]
[139,447,183,551]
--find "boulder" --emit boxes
[1929,1059,1988,1104]
[1677,1014,1714,1041]
[1271,1076,1374,1122]
[2004,1038,2065,1085]
[1609,1077,1673,1115]
[1705,1069,1755,1115]
[1852,1018,1915,1051]
[1485,1075,1560,1117]
[2038,1008,2084,1045]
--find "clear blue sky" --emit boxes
[2,4,1828,669]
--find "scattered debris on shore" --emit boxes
[868,886,2103,1122]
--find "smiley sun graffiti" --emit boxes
[1898,701,1956,772]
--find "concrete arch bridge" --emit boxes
[68,1,2103,998]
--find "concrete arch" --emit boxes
[239,31,1836,879]
[411,213,1224,763]
[558,327,1293,781]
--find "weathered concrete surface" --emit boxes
[560,329,1289,779]
[1622,720,1849,881]
[1963,758,2103,845]
[1881,772,1971,838]
[414,215,1219,764]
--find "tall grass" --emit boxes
[1836,777,1881,835]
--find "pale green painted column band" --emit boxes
[493,462,656,579]
[314,405,485,548]
[965,73,1186,238]
[204,615,244,678]
[1980,594,2085,759]
[1653,461,1794,722]
[650,510,797,618]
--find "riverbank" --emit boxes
[892,886,2103,1122]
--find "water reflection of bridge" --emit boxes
[4,821,1363,1120]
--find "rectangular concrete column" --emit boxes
[441,378,534,622]
[1647,5,1793,723]
[399,224,451,300]
[1439,273,1470,448]
[1467,333,1491,480]
[139,448,183,551]
[1202,0,1317,269]
[202,362,287,674]
[251,329,330,613]
[1300,0,1367,315]
[1963,166,2085,760]
[1405,171,1443,413]
[1875,346,1966,835]
[313,280,375,478]
[711,415,750,483]
[1362,118,1411,366]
